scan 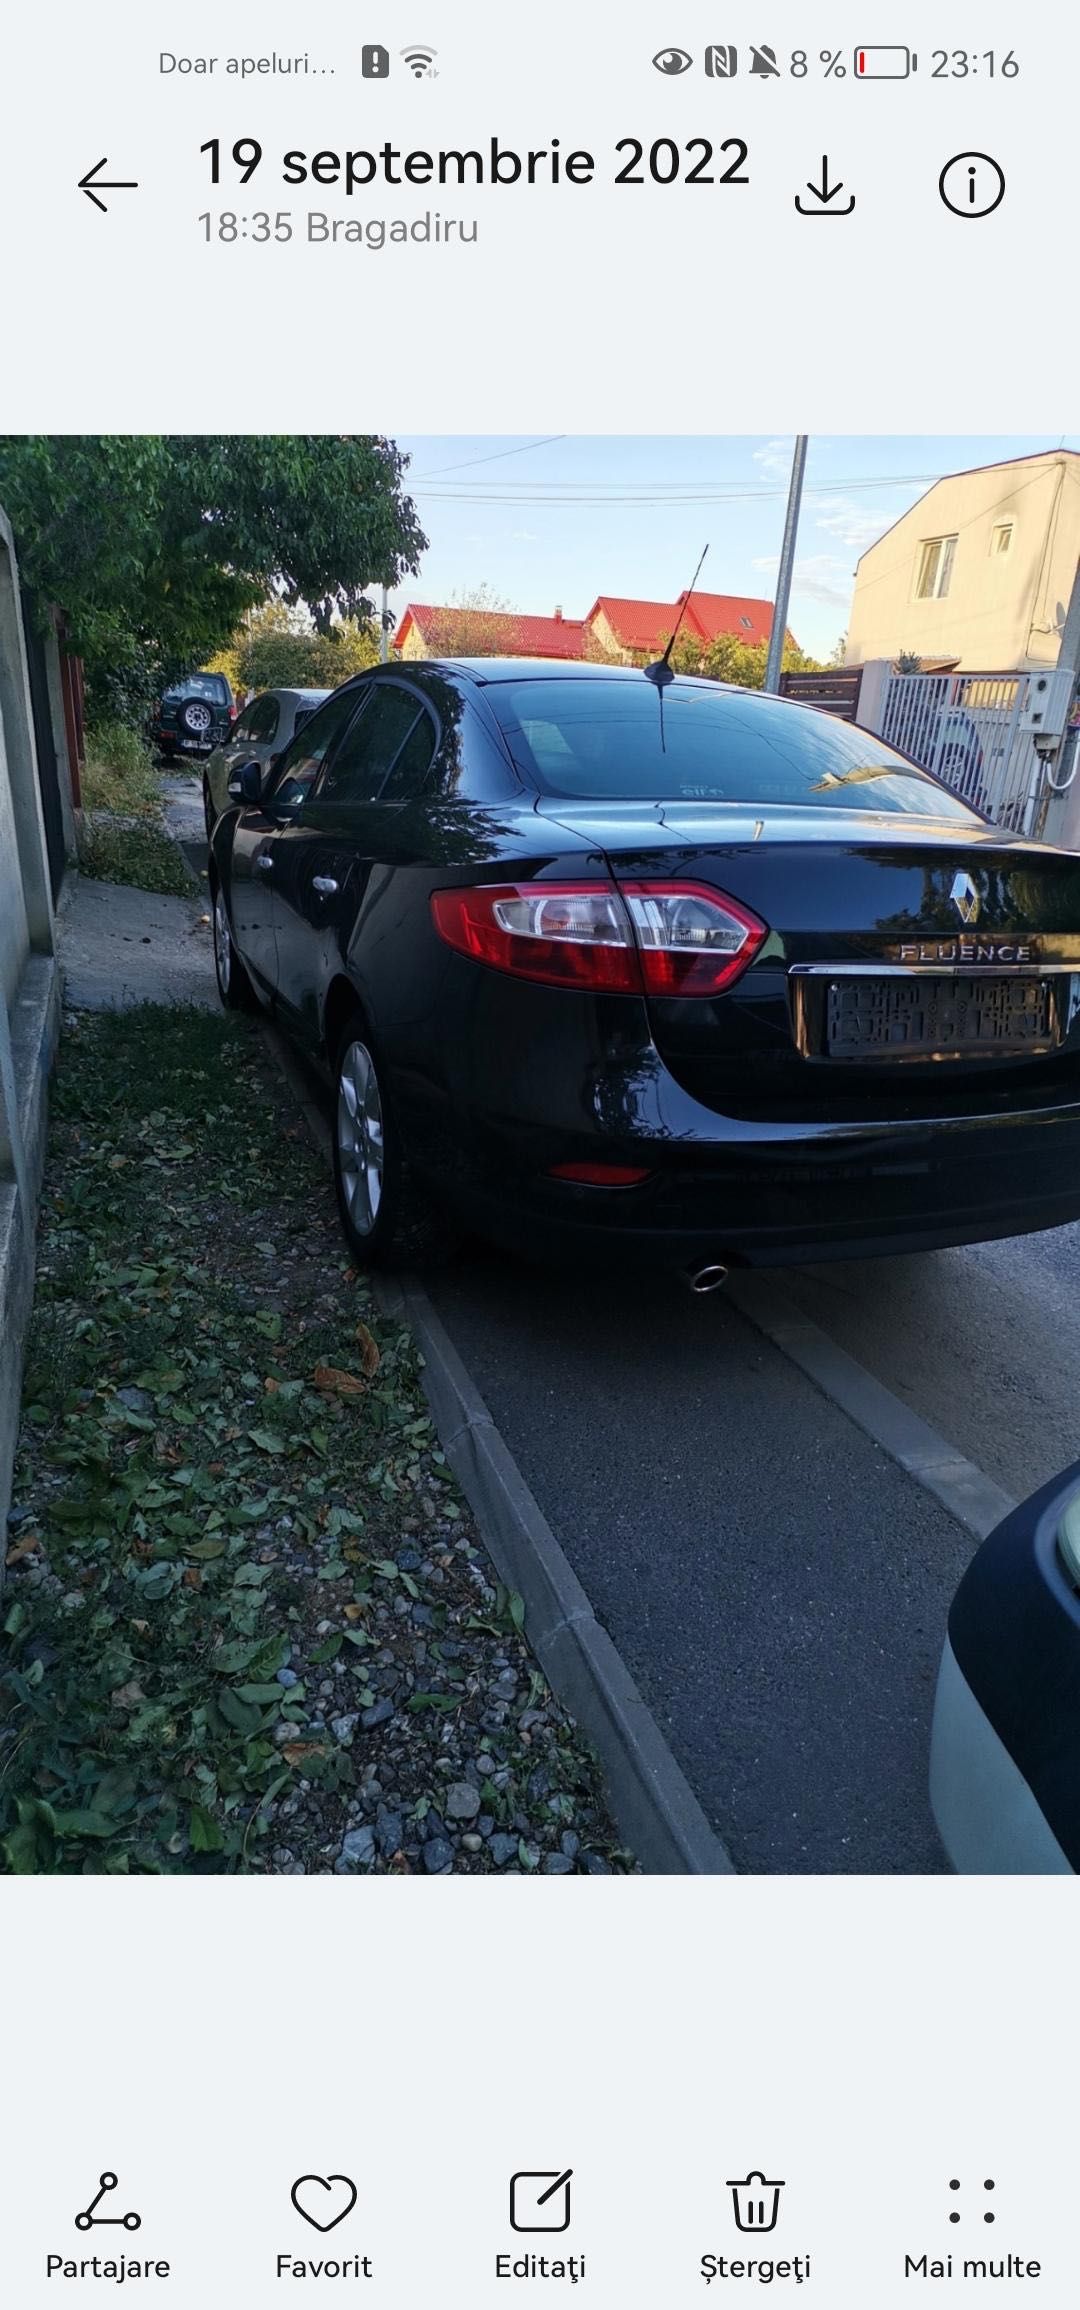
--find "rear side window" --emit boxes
[173,673,230,705]
[247,695,280,744]
[487,678,980,819]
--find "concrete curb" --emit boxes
[377,1274,734,1876]
[262,1025,732,1874]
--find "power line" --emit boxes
[411,434,566,480]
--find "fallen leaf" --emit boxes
[354,1321,381,1377]
[282,1741,329,1768]
[110,1681,146,1710]
[313,1363,367,1401]
[5,1532,40,1567]
[263,1376,280,1393]
[343,1603,365,1623]
[182,1567,203,1589]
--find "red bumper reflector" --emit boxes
[548,1162,653,1187]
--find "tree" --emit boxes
[588,622,824,688]
[0,434,426,712]
[224,602,381,694]
[420,584,514,657]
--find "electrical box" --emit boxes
[1020,669,1075,737]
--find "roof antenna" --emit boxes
[643,544,710,687]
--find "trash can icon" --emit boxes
[728,2172,785,2234]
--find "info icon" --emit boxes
[362,44,391,77]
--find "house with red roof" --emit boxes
[392,588,796,664]
[394,603,585,661]
[583,590,794,660]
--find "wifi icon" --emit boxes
[401,44,438,77]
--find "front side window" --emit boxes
[263,685,366,811]
[487,677,981,819]
[914,535,958,600]
[313,684,426,808]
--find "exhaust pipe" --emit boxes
[684,1260,729,1295]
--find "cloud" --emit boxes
[810,495,897,554]
[752,438,795,481]
[511,529,539,542]
[752,551,853,609]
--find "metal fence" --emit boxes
[879,668,1076,834]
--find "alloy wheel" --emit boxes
[213,891,231,994]
[337,1040,385,1236]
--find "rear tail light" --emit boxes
[430,881,766,997]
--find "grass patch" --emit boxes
[82,719,160,816]
[77,817,194,897]
[1,1006,627,1876]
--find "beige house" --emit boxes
[845,450,1080,673]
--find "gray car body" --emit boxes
[203,687,330,830]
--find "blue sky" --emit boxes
[389,434,1079,657]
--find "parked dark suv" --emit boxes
[153,672,235,761]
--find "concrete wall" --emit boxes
[846,454,1080,673]
[0,507,62,1572]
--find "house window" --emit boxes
[915,535,958,600]
[990,521,1014,557]
[739,615,753,630]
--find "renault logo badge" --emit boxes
[950,871,980,926]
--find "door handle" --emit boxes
[312,875,339,896]
[254,852,274,872]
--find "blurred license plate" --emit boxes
[180,738,201,750]
[827,976,1054,1058]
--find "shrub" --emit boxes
[81,718,160,815]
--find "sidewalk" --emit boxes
[56,872,216,1011]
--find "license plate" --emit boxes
[826,976,1054,1059]
[180,738,201,750]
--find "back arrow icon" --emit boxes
[78,159,139,213]
[795,156,855,215]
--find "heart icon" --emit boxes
[290,2174,358,2232]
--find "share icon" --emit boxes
[75,2173,142,2232]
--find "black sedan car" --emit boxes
[208,659,1080,1277]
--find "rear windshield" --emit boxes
[487,679,980,819]
[168,674,230,704]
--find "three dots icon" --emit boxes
[949,2179,995,2225]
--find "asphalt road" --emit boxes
[427,1250,981,1875]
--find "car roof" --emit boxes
[382,655,751,696]
[269,687,331,703]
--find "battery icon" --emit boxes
[854,45,916,76]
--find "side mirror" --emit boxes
[227,759,263,803]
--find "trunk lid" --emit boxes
[537,799,1080,1120]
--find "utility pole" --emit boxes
[764,435,808,695]
[379,584,390,663]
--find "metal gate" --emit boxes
[879,668,1075,835]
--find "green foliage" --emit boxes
[81,719,159,816]
[1,1007,627,1875]
[0,434,426,706]
[669,631,826,687]
[224,601,381,694]
[78,819,193,897]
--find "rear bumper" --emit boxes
[425,1107,1080,1270]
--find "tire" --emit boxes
[180,697,213,739]
[331,1015,451,1267]
[211,879,258,1012]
